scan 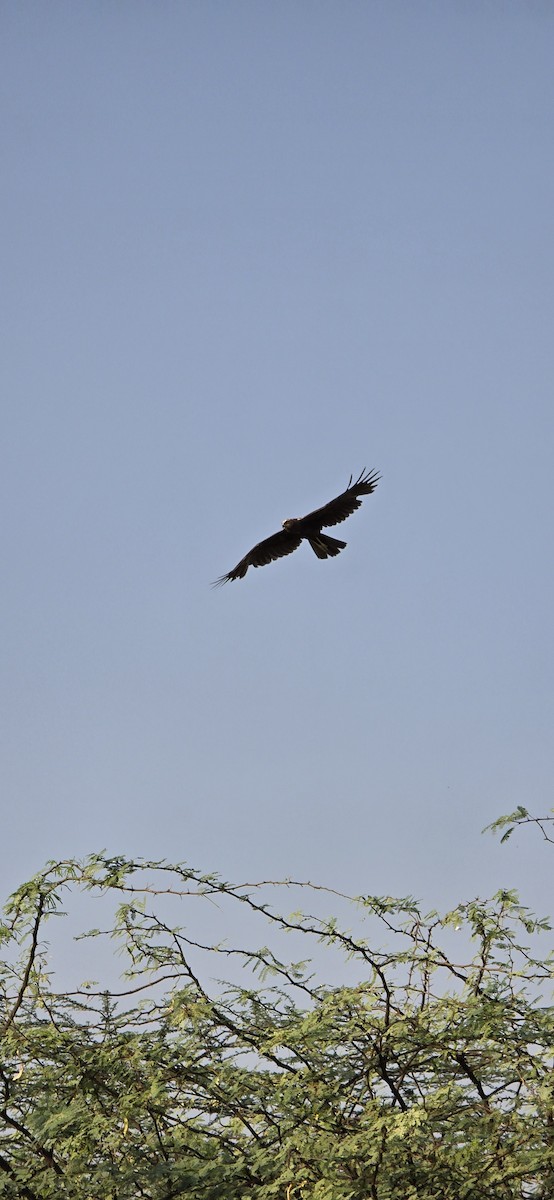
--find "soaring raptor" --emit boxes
[214,468,380,585]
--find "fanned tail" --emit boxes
[308,533,347,560]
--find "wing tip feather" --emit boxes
[356,467,381,490]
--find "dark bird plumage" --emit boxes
[213,468,380,586]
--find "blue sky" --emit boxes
[2,2,553,933]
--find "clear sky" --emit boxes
[2,3,553,930]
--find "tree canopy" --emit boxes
[1,818,553,1198]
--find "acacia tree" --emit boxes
[0,828,553,1199]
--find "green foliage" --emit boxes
[0,845,553,1198]
[484,806,554,846]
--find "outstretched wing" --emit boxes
[297,468,380,531]
[213,528,303,586]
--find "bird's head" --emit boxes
[282,518,298,530]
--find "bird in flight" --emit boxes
[213,468,380,585]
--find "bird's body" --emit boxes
[213,468,380,585]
